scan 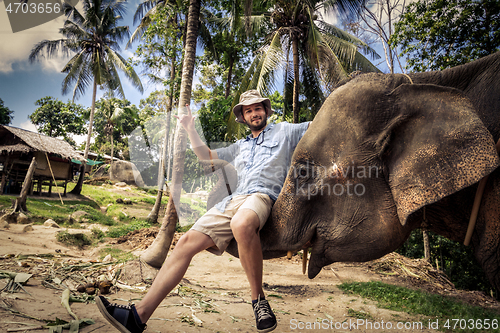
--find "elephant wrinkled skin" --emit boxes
[217,52,500,293]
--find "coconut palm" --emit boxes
[96,97,140,178]
[237,0,380,124]
[140,0,201,268]
[29,0,143,195]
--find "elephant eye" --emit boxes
[300,169,308,177]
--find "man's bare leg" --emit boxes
[230,208,264,300]
[135,230,215,322]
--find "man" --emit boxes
[97,90,309,333]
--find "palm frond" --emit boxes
[316,20,379,60]
[106,47,144,93]
[29,39,70,63]
[254,30,286,95]
[321,0,365,21]
[133,0,160,25]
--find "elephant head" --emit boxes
[262,74,500,281]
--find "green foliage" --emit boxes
[91,227,105,240]
[397,230,493,294]
[2,196,115,226]
[91,96,141,159]
[98,247,135,262]
[29,97,86,146]
[339,281,500,332]
[197,95,234,145]
[56,230,92,249]
[233,0,380,130]
[93,98,140,142]
[133,3,184,93]
[0,98,14,125]
[391,0,500,71]
[106,221,153,238]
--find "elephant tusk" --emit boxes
[287,251,293,259]
[302,249,308,274]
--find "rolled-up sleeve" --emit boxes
[215,143,239,163]
[287,122,310,150]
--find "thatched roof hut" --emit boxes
[0,125,85,196]
[0,125,85,162]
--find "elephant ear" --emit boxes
[383,84,499,225]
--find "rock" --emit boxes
[44,219,60,228]
[98,280,112,294]
[70,210,88,223]
[0,220,9,229]
[93,161,145,186]
[86,287,96,295]
[123,198,132,205]
[102,254,114,262]
[23,224,33,232]
[0,213,16,224]
[17,213,30,224]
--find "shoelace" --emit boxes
[255,300,272,320]
[108,301,132,310]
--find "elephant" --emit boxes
[206,51,500,293]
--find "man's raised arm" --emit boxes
[174,105,218,161]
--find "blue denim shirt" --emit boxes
[214,121,309,212]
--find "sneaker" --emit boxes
[96,296,146,333]
[252,296,277,332]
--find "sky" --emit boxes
[0,0,159,138]
[0,0,393,143]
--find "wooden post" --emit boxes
[13,157,37,212]
[0,156,11,194]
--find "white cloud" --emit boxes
[19,120,38,132]
[0,2,65,73]
[0,2,71,74]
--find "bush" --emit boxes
[56,230,92,249]
[397,230,493,294]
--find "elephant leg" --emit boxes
[474,168,500,293]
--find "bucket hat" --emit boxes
[233,90,273,123]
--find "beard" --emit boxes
[246,117,267,132]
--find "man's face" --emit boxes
[242,102,267,131]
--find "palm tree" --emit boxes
[237,0,380,124]
[29,0,143,195]
[96,97,140,178]
[140,0,201,268]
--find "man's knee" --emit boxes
[230,209,260,237]
[175,230,214,254]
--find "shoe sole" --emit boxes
[96,296,132,333]
[258,322,277,333]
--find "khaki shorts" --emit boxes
[191,193,273,255]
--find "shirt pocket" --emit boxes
[259,140,279,159]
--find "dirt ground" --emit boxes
[1,219,500,332]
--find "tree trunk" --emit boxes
[0,155,11,194]
[71,79,98,194]
[13,157,37,212]
[110,132,114,180]
[292,35,300,124]
[146,47,177,223]
[225,55,234,98]
[140,0,201,268]
[423,230,431,262]
[146,97,172,223]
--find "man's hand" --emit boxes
[174,104,196,133]
[174,104,215,160]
